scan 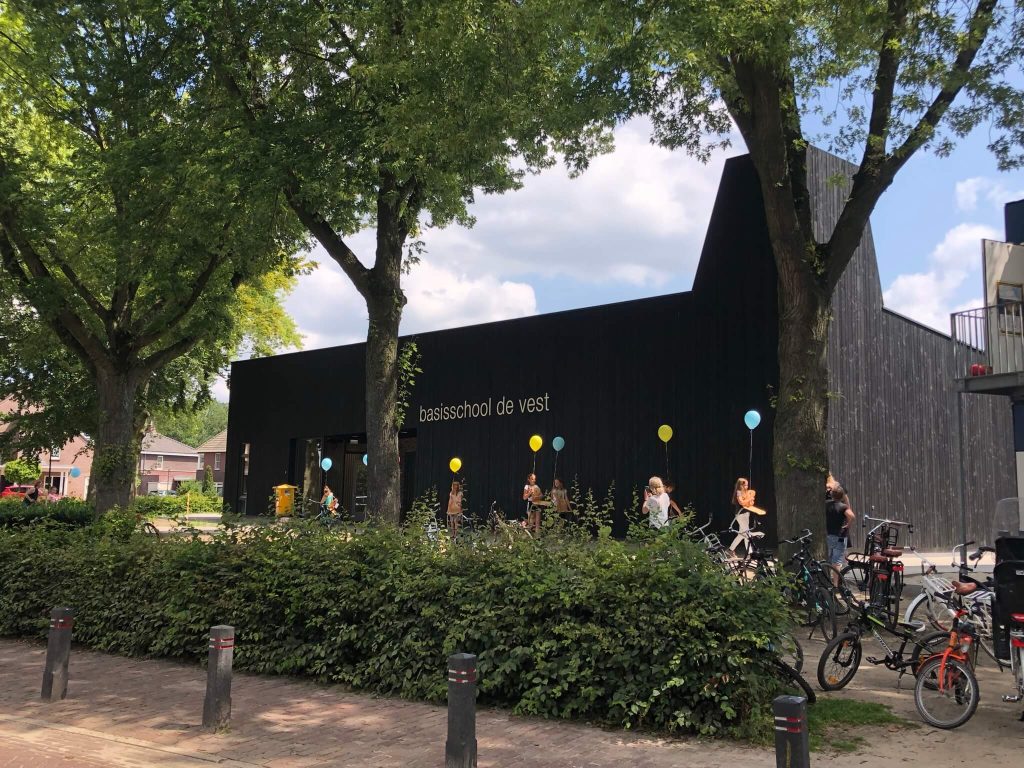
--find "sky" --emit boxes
[215,115,1024,398]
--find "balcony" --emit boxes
[952,303,1024,397]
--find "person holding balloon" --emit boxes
[523,472,543,534]
[551,477,572,518]
[447,480,464,538]
[728,477,766,557]
[320,484,338,514]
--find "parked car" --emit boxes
[0,484,33,499]
[148,489,175,497]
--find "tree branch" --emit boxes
[134,248,227,349]
[283,175,370,296]
[137,331,203,376]
[826,0,998,292]
[205,20,370,295]
[0,227,107,374]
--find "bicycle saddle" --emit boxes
[952,581,978,595]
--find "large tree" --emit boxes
[632,0,1024,540]
[0,2,305,512]
[195,0,626,521]
[0,269,300,460]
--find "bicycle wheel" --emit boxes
[906,593,949,632]
[914,656,979,729]
[778,632,804,674]
[817,632,862,690]
[773,658,816,704]
[840,562,869,602]
[140,521,160,538]
[822,565,850,615]
[910,630,951,672]
[814,586,837,641]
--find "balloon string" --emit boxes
[748,430,753,484]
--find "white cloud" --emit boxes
[275,116,737,352]
[282,253,537,352]
[411,117,737,285]
[883,223,999,331]
[955,176,1024,214]
[930,223,997,269]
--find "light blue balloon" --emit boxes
[69,466,81,479]
[743,410,761,430]
[320,457,333,471]
[362,454,368,466]
[552,436,565,452]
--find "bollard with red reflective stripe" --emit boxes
[773,695,810,768]
[41,607,75,701]
[202,625,234,729]
[445,652,478,768]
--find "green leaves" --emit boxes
[0,521,794,738]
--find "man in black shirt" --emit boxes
[825,485,855,583]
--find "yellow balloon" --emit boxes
[658,424,673,443]
[529,435,543,452]
[449,457,462,474]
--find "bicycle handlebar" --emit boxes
[780,529,813,545]
[862,515,912,527]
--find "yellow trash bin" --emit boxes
[273,484,298,517]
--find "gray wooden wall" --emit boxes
[812,149,1016,551]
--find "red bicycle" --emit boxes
[913,605,981,729]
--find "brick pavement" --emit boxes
[0,640,771,768]
[4,638,1022,767]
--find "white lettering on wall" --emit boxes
[419,393,551,424]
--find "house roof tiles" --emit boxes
[196,429,227,454]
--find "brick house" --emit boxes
[1,398,94,498]
[195,430,227,496]
[138,431,200,494]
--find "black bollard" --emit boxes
[41,607,75,702]
[202,625,234,729]
[445,652,478,768]
[773,695,810,768]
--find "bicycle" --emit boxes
[840,514,911,625]
[720,518,779,583]
[913,604,982,728]
[780,529,838,641]
[817,583,948,692]
[993,558,1024,717]
[903,543,1000,667]
[295,496,345,530]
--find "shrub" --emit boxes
[2,456,41,484]
[0,497,93,528]
[129,493,222,518]
[0,522,792,738]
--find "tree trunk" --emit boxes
[363,227,406,524]
[772,244,831,552]
[91,371,141,515]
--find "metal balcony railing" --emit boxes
[951,303,1024,380]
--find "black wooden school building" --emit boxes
[224,149,1015,549]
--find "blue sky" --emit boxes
[276,116,1023,358]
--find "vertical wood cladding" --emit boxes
[224,150,1014,548]
[813,148,1015,550]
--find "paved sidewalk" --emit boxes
[0,640,771,768]
[4,638,1023,767]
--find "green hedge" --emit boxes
[0,524,791,737]
[129,493,223,518]
[0,498,93,528]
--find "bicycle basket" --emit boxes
[923,573,955,598]
[993,560,1024,615]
